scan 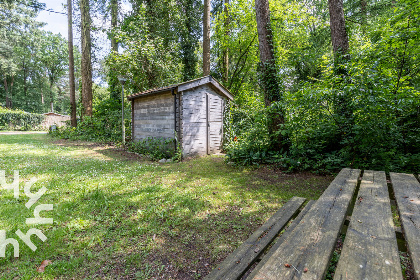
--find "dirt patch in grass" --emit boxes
[50,138,148,162]
[251,165,334,190]
[50,138,107,148]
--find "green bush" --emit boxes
[224,62,420,173]
[0,106,45,131]
[127,137,177,161]
[284,61,420,173]
[224,103,282,166]
[50,98,131,143]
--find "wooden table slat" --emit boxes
[390,172,420,280]
[250,168,360,280]
[204,196,306,280]
[246,200,316,279]
[334,170,403,280]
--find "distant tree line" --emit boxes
[2,0,419,171]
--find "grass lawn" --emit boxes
[0,133,333,279]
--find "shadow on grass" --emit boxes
[0,134,333,279]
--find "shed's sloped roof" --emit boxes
[127,76,233,101]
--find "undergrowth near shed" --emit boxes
[126,136,178,161]
[224,62,420,174]
[50,98,131,144]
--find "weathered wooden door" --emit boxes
[182,89,207,156]
[206,93,223,154]
[182,87,224,156]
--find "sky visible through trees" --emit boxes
[0,0,419,172]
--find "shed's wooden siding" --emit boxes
[132,91,175,140]
[175,92,182,145]
[181,85,225,156]
[182,87,207,156]
[207,91,224,154]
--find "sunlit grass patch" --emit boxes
[0,133,332,279]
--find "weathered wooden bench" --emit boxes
[205,168,420,280]
[390,173,420,279]
[204,196,307,280]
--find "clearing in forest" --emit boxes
[0,133,332,279]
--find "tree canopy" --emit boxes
[1,0,419,172]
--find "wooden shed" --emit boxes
[127,76,233,157]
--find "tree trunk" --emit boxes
[328,0,349,63]
[4,77,10,108]
[255,0,281,107]
[328,0,353,148]
[6,76,14,109]
[80,0,93,117]
[22,60,29,108]
[255,0,285,150]
[111,0,118,52]
[222,0,229,83]
[24,79,28,108]
[109,0,121,100]
[49,82,54,112]
[361,0,367,32]
[203,0,210,76]
[68,0,77,127]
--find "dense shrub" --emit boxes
[50,98,131,144]
[224,65,420,173]
[224,102,296,168]
[126,137,179,161]
[0,106,45,131]
[224,103,271,165]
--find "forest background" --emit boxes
[0,0,419,172]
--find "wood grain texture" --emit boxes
[204,197,306,280]
[247,201,316,279]
[182,88,207,156]
[207,89,223,153]
[334,170,403,280]
[250,168,360,280]
[209,79,234,100]
[178,76,211,92]
[131,99,134,141]
[390,172,420,280]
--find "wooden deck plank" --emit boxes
[246,200,316,280]
[250,168,360,280]
[390,172,420,280]
[334,170,403,280]
[204,197,306,280]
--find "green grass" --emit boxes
[0,133,333,279]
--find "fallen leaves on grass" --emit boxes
[37,260,52,273]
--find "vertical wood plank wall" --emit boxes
[207,89,224,154]
[132,91,175,140]
[181,85,224,156]
[175,92,182,146]
[181,87,207,156]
